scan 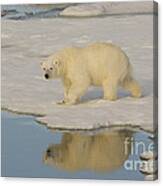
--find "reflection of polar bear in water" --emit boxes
[43,130,132,172]
[41,42,141,105]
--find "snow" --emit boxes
[1,14,155,132]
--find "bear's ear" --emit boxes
[53,58,62,68]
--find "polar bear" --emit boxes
[43,131,132,172]
[41,42,141,105]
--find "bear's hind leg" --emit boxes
[103,78,118,101]
[122,77,141,98]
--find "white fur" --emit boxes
[41,42,141,105]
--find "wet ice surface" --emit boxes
[1,14,154,131]
[1,111,154,180]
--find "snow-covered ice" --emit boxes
[1,14,156,132]
[60,1,154,17]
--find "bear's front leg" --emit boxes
[64,81,89,105]
[57,100,66,105]
[57,79,71,105]
[57,87,69,105]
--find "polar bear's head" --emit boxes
[40,54,62,79]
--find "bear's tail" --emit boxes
[119,61,133,84]
[121,63,142,98]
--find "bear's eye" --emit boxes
[50,67,53,70]
[55,61,58,65]
[43,68,46,71]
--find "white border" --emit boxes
[0,0,162,185]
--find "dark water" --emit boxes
[1,111,153,180]
[1,4,72,20]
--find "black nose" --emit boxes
[46,148,52,156]
[45,74,49,79]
